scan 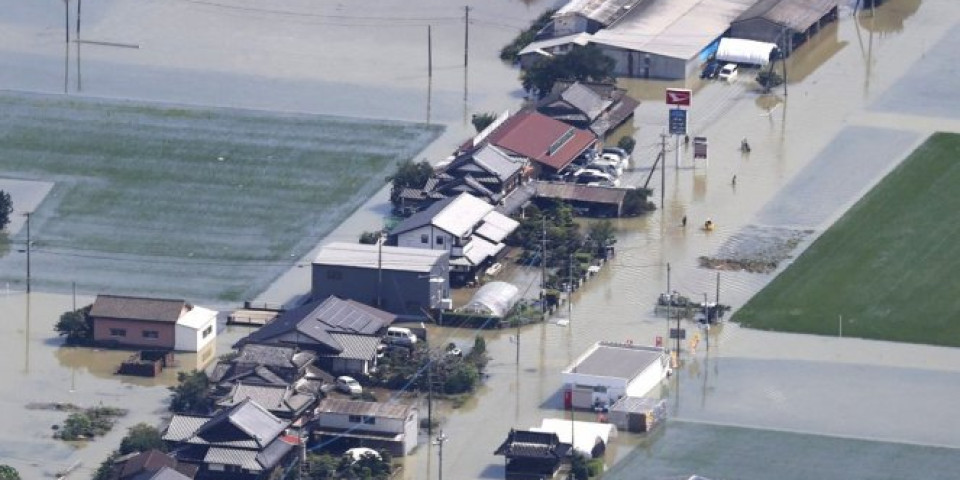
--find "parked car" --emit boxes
[384,326,418,347]
[602,147,631,166]
[574,169,620,187]
[718,63,738,82]
[701,60,722,79]
[587,161,622,178]
[336,376,362,395]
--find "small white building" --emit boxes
[562,342,669,410]
[312,399,419,456]
[174,305,217,352]
[531,418,617,458]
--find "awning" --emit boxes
[716,37,777,66]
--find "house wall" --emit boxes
[311,260,449,319]
[599,46,691,80]
[396,226,458,256]
[624,359,669,398]
[328,357,369,376]
[402,410,419,455]
[562,372,628,409]
[174,316,217,352]
[730,18,790,47]
[316,412,406,435]
[92,318,176,349]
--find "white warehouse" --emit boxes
[562,342,670,410]
[173,305,217,352]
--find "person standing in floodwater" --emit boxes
[682,215,687,227]
[732,175,737,187]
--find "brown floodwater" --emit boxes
[3,0,960,478]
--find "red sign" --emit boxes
[666,88,692,106]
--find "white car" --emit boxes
[336,376,362,395]
[384,326,418,347]
[718,63,738,82]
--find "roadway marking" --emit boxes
[847,111,960,134]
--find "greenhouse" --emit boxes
[461,281,520,318]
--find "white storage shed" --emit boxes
[174,305,217,352]
[561,342,669,410]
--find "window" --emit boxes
[436,236,444,245]
[142,330,159,339]
[326,269,343,280]
[202,325,213,338]
[421,234,429,244]
[349,415,363,423]
[349,415,376,425]
[109,328,126,337]
[363,417,376,425]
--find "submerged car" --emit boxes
[718,63,738,82]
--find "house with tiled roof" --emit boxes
[494,429,572,480]
[482,110,597,177]
[235,296,395,376]
[90,294,217,352]
[107,449,198,480]
[216,383,317,422]
[163,399,297,480]
[536,81,639,139]
[311,398,419,456]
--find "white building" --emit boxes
[174,305,217,352]
[312,399,419,456]
[561,342,669,409]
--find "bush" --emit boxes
[622,188,655,216]
[119,423,165,455]
[169,370,212,414]
[387,159,433,213]
[359,231,382,245]
[617,136,636,154]
[54,305,94,345]
[470,112,498,133]
[0,465,21,480]
[499,9,556,63]
[443,362,479,394]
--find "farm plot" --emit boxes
[0,92,441,302]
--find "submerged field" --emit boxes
[0,92,441,302]
[734,132,960,346]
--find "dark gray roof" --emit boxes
[560,83,610,121]
[459,145,525,182]
[237,296,394,354]
[217,384,316,415]
[129,467,194,480]
[233,344,315,369]
[494,429,569,459]
[116,450,198,480]
[734,0,838,31]
[90,294,186,323]
[191,399,289,449]
[315,398,414,420]
[390,195,459,236]
[257,436,297,470]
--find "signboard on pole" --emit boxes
[665,88,692,106]
[669,328,686,340]
[669,109,687,135]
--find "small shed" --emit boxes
[461,281,520,317]
[531,418,617,458]
[562,342,670,410]
[607,397,667,433]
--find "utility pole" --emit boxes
[427,358,433,435]
[434,431,448,480]
[64,0,70,44]
[72,281,77,311]
[427,25,433,78]
[377,233,383,308]
[76,0,82,37]
[665,262,671,341]
[541,217,547,321]
[567,254,573,321]
[659,134,667,207]
[781,25,788,97]
[25,212,31,294]
[463,6,470,68]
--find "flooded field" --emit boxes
[2,0,960,478]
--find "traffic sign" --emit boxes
[669,108,687,135]
[669,328,686,340]
[666,88,692,106]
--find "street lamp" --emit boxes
[433,430,448,480]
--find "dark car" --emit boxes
[701,60,721,79]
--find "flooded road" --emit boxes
[2,0,960,478]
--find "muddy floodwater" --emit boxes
[2,0,960,478]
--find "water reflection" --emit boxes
[857,0,923,34]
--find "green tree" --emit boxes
[119,423,165,455]
[521,44,615,97]
[169,370,212,414]
[0,190,12,231]
[587,220,616,254]
[54,305,94,344]
[470,112,498,133]
[358,231,382,245]
[499,9,556,62]
[443,361,479,394]
[91,452,120,480]
[0,465,20,480]
[617,136,636,154]
[622,188,655,216]
[569,452,590,480]
[60,412,94,440]
[387,159,433,212]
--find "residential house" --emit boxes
[163,399,297,480]
[397,144,530,214]
[389,192,519,285]
[90,294,217,352]
[108,449,198,480]
[311,243,449,319]
[493,429,571,480]
[235,296,394,376]
[535,81,639,140]
[208,344,318,394]
[311,399,419,456]
[480,110,597,178]
[217,383,317,422]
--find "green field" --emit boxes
[734,132,960,346]
[0,92,441,302]
[606,421,960,480]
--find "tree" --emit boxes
[0,190,12,231]
[617,136,636,154]
[521,44,615,97]
[91,452,120,480]
[386,159,433,212]
[359,231,382,245]
[0,465,20,480]
[587,220,616,254]
[443,361,479,394]
[499,9,556,62]
[59,412,94,440]
[470,112,498,133]
[54,305,94,344]
[169,370,211,414]
[622,188,655,216]
[569,452,590,480]
[119,423,165,455]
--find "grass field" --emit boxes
[0,92,441,302]
[734,132,960,346]
[605,421,960,480]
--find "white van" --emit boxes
[384,326,418,347]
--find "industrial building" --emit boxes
[561,342,670,410]
[729,0,840,56]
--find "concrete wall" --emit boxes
[312,259,449,319]
[92,318,175,349]
[624,358,669,398]
[599,46,691,80]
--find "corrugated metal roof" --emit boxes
[461,236,505,266]
[315,398,414,420]
[90,294,185,323]
[204,447,262,471]
[609,395,665,413]
[474,211,520,244]
[556,0,645,26]
[313,242,446,273]
[560,83,611,121]
[432,193,496,238]
[486,111,597,171]
[162,415,208,442]
[734,0,838,31]
[535,182,629,205]
[175,305,217,329]
[590,0,759,60]
[518,33,592,57]
[469,145,525,181]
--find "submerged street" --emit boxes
[2,0,960,478]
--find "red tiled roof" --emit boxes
[485,110,597,171]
